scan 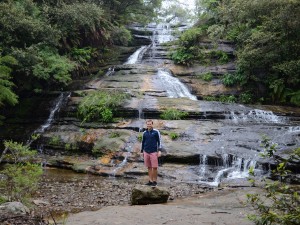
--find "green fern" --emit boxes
[289,90,300,106]
[0,52,18,107]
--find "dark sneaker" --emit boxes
[144,181,153,186]
[151,181,157,187]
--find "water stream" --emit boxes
[156,68,197,100]
[124,46,148,64]
[115,21,294,186]
[26,92,70,146]
[198,154,260,186]
[6,11,297,188]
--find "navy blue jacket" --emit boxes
[141,129,162,153]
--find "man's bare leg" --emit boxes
[148,167,153,182]
[152,168,158,182]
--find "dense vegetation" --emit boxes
[77,90,130,123]
[0,0,161,123]
[0,140,43,204]
[173,0,300,106]
[247,137,300,225]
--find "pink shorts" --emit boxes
[143,152,158,168]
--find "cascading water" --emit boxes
[153,23,174,44]
[110,135,137,177]
[199,155,208,179]
[227,109,286,124]
[157,68,197,100]
[124,45,148,64]
[27,92,70,146]
[198,153,261,186]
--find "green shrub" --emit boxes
[101,108,113,123]
[169,132,179,140]
[197,72,213,81]
[0,141,43,204]
[247,136,300,225]
[77,90,129,123]
[111,26,132,46]
[212,50,229,64]
[32,48,75,85]
[64,143,78,151]
[49,135,61,145]
[289,90,300,106]
[0,51,18,124]
[160,130,168,135]
[239,92,253,104]
[203,96,218,101]
[219,95,237,103]
[70,47,96,65]
[222,73,237,86]
[160,108,188,120]
[13,46,76,86]
[137,133,143,142]
[109,132,120,138]
[179,27,204,48]
[171,48,194,65]
[49,2,112,47]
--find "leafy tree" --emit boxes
[180,0,300,105]
[0,0,61,48]
[12,46,76,88]
[0,51,18,107]
[0,51,18,125]
[48,2,113,48]
[99,0,162,24]
[247,137,300,225]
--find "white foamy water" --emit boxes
[228,109,286,124]
[198,154,259,187]
[124,46,148,64]
[154,23,174,44]
[27,92,70,145]
[157,69,197,100]
[288,126,300,133]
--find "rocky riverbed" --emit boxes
[32,168,213,217]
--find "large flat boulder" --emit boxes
[131,185,170,205]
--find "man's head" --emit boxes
[146,119,153,130]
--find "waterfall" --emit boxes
[137,98,145,132]
[124,46,148,64]
[222,153,230,167]
[110,154,129,177]
[157,68,197,100]
[27,92,70,145]
[227,109,286,124]
[288,126,300,133]
[199,155,207,179]
[198,154,260,186]
[155,23,174,44]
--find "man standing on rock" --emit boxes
[141,119,162,187]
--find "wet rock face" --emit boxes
[131,185,170,205]
[23,42,300,186]
[2,22,300,193]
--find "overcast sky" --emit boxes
[162,0,196,10]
